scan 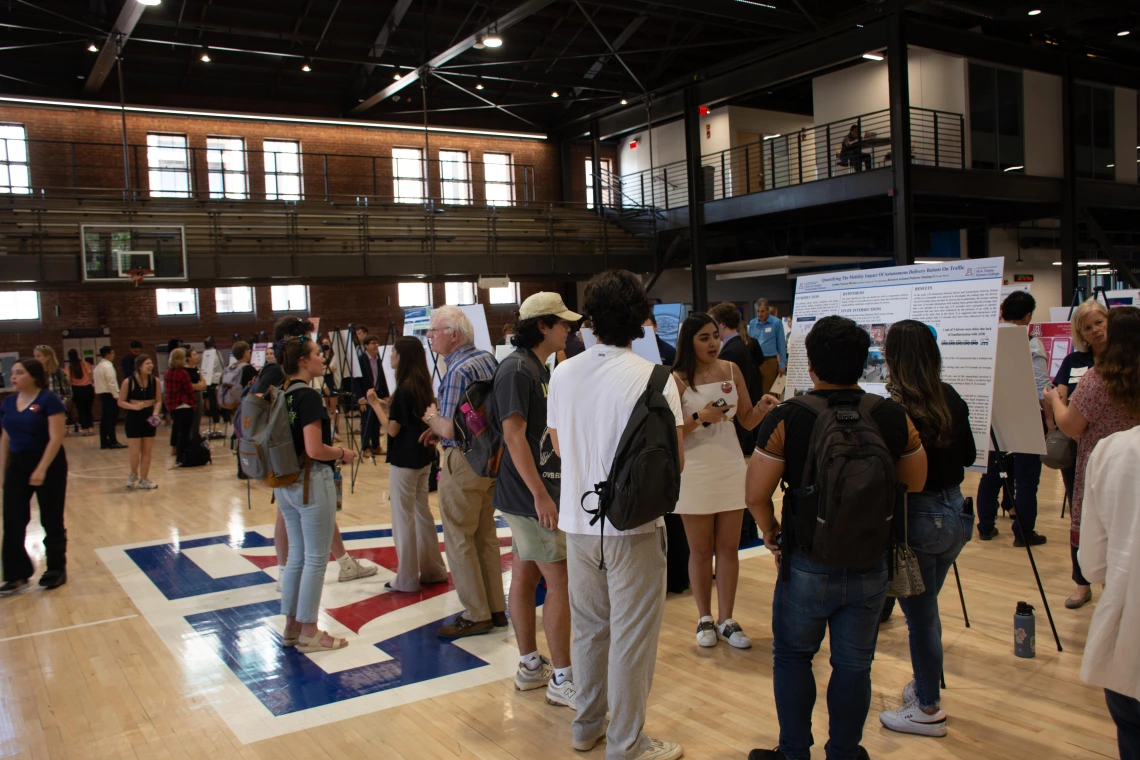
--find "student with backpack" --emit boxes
[492,293,579,710]
[745,315,928,760]
[547,270,686,760]
[273,336,357,653]
[219,342,258,479]
[876,320,976,737]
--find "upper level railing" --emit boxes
[0,138,539,206]
[614,107,964,210]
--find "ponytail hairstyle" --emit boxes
[1096,306,1140,418]
[281,336,318,376]
[883,320,954,448]
[393,336,434,417]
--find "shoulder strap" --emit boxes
[786,394,827,416]
[648,363,671,394]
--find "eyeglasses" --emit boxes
[35,344,49,351]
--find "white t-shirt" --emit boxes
[548,344,684,536]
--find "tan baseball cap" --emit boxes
[519,292,582,322]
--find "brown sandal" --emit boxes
[296,631,348,653]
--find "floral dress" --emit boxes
[1069,368,1140,547]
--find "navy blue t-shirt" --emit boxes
[1,390,67,453]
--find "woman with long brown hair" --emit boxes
[66,348,95,436]
[119,353,162,489]
[364,336,447,592]
[1047,305,1140,609]
[877,320,976,738]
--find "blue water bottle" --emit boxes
[334,465,343,512]
[1014,601,1036,658]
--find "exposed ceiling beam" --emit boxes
[365,0,414,73]
[84,0,150,95]
[351,0,560,115]
[606,0,808,32]
[573,6,648,96]
[432,72,540,127]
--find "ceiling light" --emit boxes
[862,53,884,61]
[475,81,484,90]
[1054,260,1110,266]
[1087,53,1097,58]
[1108,164,1115,168]
[1027,9,1041,15]
[137,0,161,5]
[763,134,781,140]
[483,32,503,48]
[301,60,312,72]
[200,48,211,62]
[87,41,99,52]
[393,72,401,80]
[551,91,559,98]
[620,98,628,105]
[1119,31,1132,37]
[1003,165,1025,172]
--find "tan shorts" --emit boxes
[502,512,567,563]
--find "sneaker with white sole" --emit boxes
[136,478,158,490]
[545,678,576,708]
[337,557,379,582]
[126,473,137,489]
[695,617,717,647]
[515,656,553,691]
[634,738,684,760]
[879,700,948,737]
[717,618,752,649]
[902,680,916,705]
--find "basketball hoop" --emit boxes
[126,269,153,287]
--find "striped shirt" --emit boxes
[437,343,498,448]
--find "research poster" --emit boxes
[786,257,1005,467]
[1029,322,1072,379]
[1106,289,1140,307]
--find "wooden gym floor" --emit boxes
[0,426,1119,760]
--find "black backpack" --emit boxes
[783,393,904,569]
[453,361,506,478]
[581,365,681,563]
[181,431,213,467]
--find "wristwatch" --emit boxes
[691,412,700,422]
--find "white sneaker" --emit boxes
[337,557,379,582]
[695,617,717,647]
[633,738,684,760]
[514,655,553,691]
[545,677,576,708]
[126,473,137,489]
[136,479,158,490]
[880,700,948,737]
[717,618,752,649]
[902,680,917,705]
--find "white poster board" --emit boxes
[329,330,362,378]
[1001,283,1030,300]
[458,304,494,355]
[787,257,1005,467]
[1106,289,1140,307]
[200,348,216,382]
[990,324,1048,456]
[1049,306,1074,323]
[579,328,662,364]
[250,342,269,370]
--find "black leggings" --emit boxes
[99,392,119,447]
[170,407,195,462]
[2,448,68,581]
[73,385,95,429]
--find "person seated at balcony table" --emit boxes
[839,125,873,173]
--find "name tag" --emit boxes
[765,327,773,333]
[1071,367,1088,381]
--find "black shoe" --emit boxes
[39,570,67,589]
[748,749,786,760]
[1014,531,1047,548]
[109,442,127,449]
[978,526,999,541]
[491,611,509,628]
[0,579,29,595]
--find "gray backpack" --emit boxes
[237,379,311,493]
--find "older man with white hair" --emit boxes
[421,306,507,638]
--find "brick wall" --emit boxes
[0,279,573,361]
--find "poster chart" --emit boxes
[1029,322,1072,379]
[250,343,269,370]
[652,303,687,352]
[0,352,18,390]
[786,257,1005,467]
[399,305,493,396]
[579,327,663,364]
[1106,289,1140,307]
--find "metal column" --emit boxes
[1060,58,1079,302]
[589,119,604,214]
[683,85,708,311]
[887,13,914,266]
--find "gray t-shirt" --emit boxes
[491,348,561,517]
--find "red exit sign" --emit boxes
[1014,274,1034,282]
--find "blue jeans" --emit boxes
[1106,689,1140,760]
[976,451,1041,539]
[897,487,974,708]
[773,552,889,760]
[276,464,337,624]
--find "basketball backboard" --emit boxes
[81,224,188,283]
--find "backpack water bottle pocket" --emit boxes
[268,441,300,479]
[238,440,266,479]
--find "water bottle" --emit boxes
[333,465,343,512]
[1014,601,1036,658]
[461,402,487,436]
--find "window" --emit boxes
[0,290,39,320]
[156,288,198,316]
[270,284,309,312]
[0,125,30,194]
[968,64,1024,172]
[1074,84,1115,181]
[147,133,192,197]
[439,150,471,205]
[207,137,248,199]
[398,282,431,307]
[444,281,476,305]
[484,152,514,206]
[393,147,426,203]
[214,286,255,314]
[264,140,303,200]
[488,282,520,305]
[585,158,614,209]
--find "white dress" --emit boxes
[674,369,747,516]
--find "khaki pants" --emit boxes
[438,446,505,622]
[388,464,448,592]
[759,355,779,394]
[567,528,668,760]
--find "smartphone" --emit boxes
[702,398,729,427]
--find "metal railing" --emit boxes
[615,107,964,210]
[4,139,539,206]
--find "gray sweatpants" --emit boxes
[567,527,668,760]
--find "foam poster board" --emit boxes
[990,324,1048,456]
[579,328,662,365]
[787,257,1005,467]
[250,343,269,370]
[1106,289,1140,307]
